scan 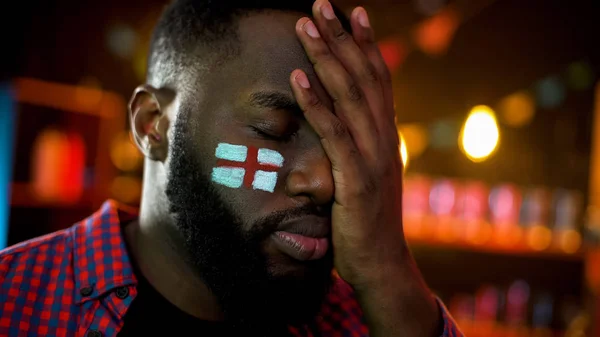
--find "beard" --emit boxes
[164,114,333,335]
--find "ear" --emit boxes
[129,85,171,162]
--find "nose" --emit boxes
[285,149,334,206]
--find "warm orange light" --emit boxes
[498,91,536,128]
[110,176,142,203]
[558,229,582,254]
[436,221,457,242]
[75,76,103,111]
[399,123,428,159]
[460,105,500,162]
[496,226,523,247]
[110,131,143,172]
[399,131,409,170]
[31,129,66,203]
[526,225,553,251]
[15,77,123,119]
[472,222,493,245]
[378,39,408,73]
[61,133,85,203]
[585,249,600,295]
[413,7,460,56]
[31,129,85,204]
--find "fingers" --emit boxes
[295,17,379,159]
[313,2,381,94]
[289,69,364,183]
[349,7,397,134]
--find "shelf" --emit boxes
[457,321,564,337]
[405,218,585,261]
[408,236,584,261]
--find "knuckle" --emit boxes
[334,28,350,42]
[306,93,324,110]
[364,64,379,85]
[328,119,348,138]
[311,46,333,63]
[346,83,363,102]
[355,176,377,196]
[347,146,360,159]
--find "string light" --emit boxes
[399,131,409,170]
[498,91,536,128]
[460,105,500,162]
[399,123,428,158]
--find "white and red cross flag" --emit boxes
[211,143,284,193]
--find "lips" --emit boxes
[270,215,330,261]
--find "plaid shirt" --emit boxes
[0,200,462,337]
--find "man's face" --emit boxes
[164,11,336,331]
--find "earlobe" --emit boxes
[129,85,171,162]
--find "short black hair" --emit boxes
[147,0,351,86]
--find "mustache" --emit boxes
[251,204,331,236]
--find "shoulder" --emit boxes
[0,226,75,289]
[0,226,82,336]
[0,226,73,265]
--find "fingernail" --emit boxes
[321,2,336,20]
[295,72,311,89]
[357,8,370,28]
[303,20,320,38]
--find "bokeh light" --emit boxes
[413,7,459,56]
[460,105,500,162]
[558,229,582,254]
[398,123,429,159]
[429,180,456,215]
[535,76,565,109]
[110,131,143,172]
[399,131,409,169]
[566,61,594,91]
[31,129,85,204]
[106,24,138,59]
[31,129,67,203]
[110,176,142,204]
[498,91,536,128]
[430,119,458,150]
[378,39,407,74]
[526,225,552,251]
[75,76,103,111]
[134,47,148,82]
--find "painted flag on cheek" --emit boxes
[211,143,284,193]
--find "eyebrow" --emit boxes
[248,91,303,117]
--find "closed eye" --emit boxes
[250,126,298,143]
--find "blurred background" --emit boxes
[1,0,600,336]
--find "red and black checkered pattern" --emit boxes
[0,200,463,336]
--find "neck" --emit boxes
[124,204,224,321]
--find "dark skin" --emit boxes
[128,1,440,336]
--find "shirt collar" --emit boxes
[72,199,139,304]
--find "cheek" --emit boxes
[211,181,285,234]
[207,141,289,227]
[210,142,285,194]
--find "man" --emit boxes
[0,0,463,336]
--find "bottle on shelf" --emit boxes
[551,189,583,254]
[489,184,523,247]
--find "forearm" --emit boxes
[354,255,442,337]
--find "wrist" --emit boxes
[353,253,442,337]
